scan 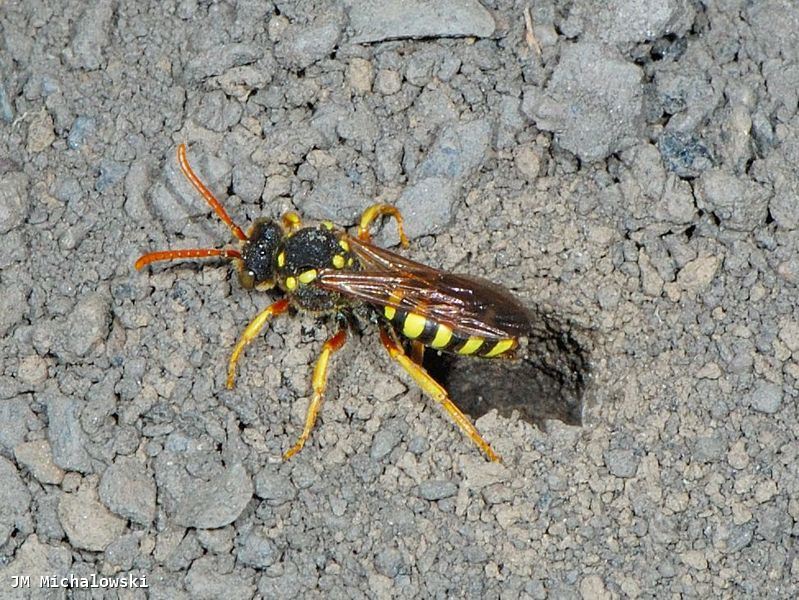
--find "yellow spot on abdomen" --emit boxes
[483,339,516,357]
[285,276,297,290]
[458,337,484,355]
[430,324,453,349]
[298,269,317,284]
[384,305,396,320]
[332,254,345,269]
[402,313,427,339]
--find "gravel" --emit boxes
[1,0,797,597]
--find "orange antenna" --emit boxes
[135,248,242,270]
[177,144,248,242]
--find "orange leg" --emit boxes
[283,328,348,460]
[378,326,501,462]
[177,143,248,242]
[227,298,291,389]
[410,340,425,365]
[358,204,410,247]
[134,248,242,270]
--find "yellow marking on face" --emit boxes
[403,313,427,339]
[458,337,484,355]
[483,339,516,358]
[285,276,297,290]
[321,221,334,230]
[384,305,396,320]
[277,252,285,267]
[430,324,453,349]
[298,269,317,284]
[339,239,350,252]
[332,254,345,269]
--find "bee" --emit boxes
[135,145,534,462]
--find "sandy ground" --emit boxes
[1,0,797,598]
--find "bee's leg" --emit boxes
[357,204,410,247]
[283,327,348,460]
[378,326,501,462]
[227,298,291,389]
[281,211,303,233]
[410,340,425,365]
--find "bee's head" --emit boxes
[238,218,284,289]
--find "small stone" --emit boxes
[754,479,778,504]
[777,319,799,353]
[237,531,276,568]
[67,115,96,150]
[695,169,769,231]
[64,292,111,358]
[605,448,638,478]
[676,255,720,293]
[514,146,541,180]
[45,392,93,473]
[580,574,610,600]
[58,488,127,551]
[370,429,401,461]
[394,177,461,240]
[696,362,721,379]
[349,0,495,43]
[749,380,781,414]
[274,19,342,70]
[680,550,708,571]
[0,282,28,337]
[17,355,49,387]
[347,58,374,94]
[67,0,114,70]
[0,172,30,234]
[0,396,35,453]
[254,466,296,505]
[186,555,256,600]
[418,479,458,500]
[26,111,55,153]
[0,535,72,588]
[171,464,253,528]
[374,69,402,95]
[0,457,32,547]
[14,440,65,485]
[99,457,157,525]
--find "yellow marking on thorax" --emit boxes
[430,324,453,349]
[484,339,516,358]
[402,313,427,339]
[384,305,396,320]
[298,269,317,284]
[277,252,286,267]
[339,239,350,252]
[285,276,297,290]
[321,221,334,230]
[458,337,484,355]
[332,254,345,269]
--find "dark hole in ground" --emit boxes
[422,307,592,428]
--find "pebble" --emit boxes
[605,448,639,478]
[349,0,495,43]
[0,535,71,587]
[99,456,157,525]
[67,0,113,70]
[394,177,461,240]
[0,396,35,453]
[58,488,126,551]
[17,355,49,388]
[64,291,111,358]
[67,115,95,150]
[657,131,714,178]
[45,391,93,473]
[0,171,30,233]
[0,281,28,338]
[95,159,128,192]
[347,58,374,94]
[26,110,56,153]
[370,429,401,461]
[522,43,644,162]
[680,550,708,571]
[418,479,458,501]
[676,255,720,294]
[695,169,769,231]
[0,457,32,547]
[185,555,256,600]
[374,69,402,95]
[749,380,781,414]
[416,119,491,180]
[237,531,277,568]
[14,440,65,485]
[274,19,342,70]
[171,463,253,528]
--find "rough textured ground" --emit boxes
[1,0,797,598]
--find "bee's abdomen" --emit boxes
[384,306,516,358]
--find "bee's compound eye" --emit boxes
[239,270,256,289]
